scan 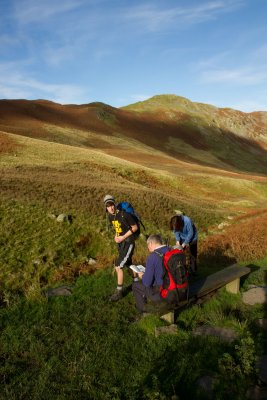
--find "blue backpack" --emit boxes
[116,201,145,231]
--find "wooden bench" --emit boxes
[159,263,251,324]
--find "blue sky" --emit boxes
[0,0,267,111]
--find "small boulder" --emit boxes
[88,257,97,265]
[155,324,178,337]
[56,214,69,222]
[196,375,215,399]
[46,286,72,297]
[192,326,237,343]
[242,287,267,305]
[256,354,267,384]
[255,319,267,330]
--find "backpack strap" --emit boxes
[120,210,141,237]
[153,250,168,281]
[153,250,163,258]
[120,210,134,232]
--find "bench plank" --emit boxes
[159,264,250,322]
[188,264,250,300]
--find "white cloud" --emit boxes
[14,0,86,24]
[123,0,245,32]
[44,44,78,67]
[111,94,153,107]
[195,46,267,86]
[130,94,152,102]
[0,62,88,104]
[229,99,267,113]
[199,67,267,85]
[0,34,20,47]
[0,84,32,99]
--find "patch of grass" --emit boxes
[1,264,264,399]
[0,128,267,399]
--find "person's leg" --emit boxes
[189,241,198,274]
[132,281,147,313]
[109,241,135,301]
[132,283,162,313]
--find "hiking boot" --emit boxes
[109,289,123,302]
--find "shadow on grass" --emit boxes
[198,249,237,274]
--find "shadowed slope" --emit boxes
[0,95,267,174]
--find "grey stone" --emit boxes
[155,324,178,337]
[56,214,69,222]
[242,287,267,305]
[47,213,57,219]
[218,222,230,230]
[46,286,72,297]
[256,354,267,384]
[256,319,267,330]
[246,385,267,400]
[192,326,238,342]
[196,375,214,398]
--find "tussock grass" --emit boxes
[0,263,265,399]
[0,130,267,398]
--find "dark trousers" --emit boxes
[132,282,162,313]
[189,241,198,273]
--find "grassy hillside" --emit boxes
[1,129,267,300]
[0,95,267,399]
[1,95,267,175]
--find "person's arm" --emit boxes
[182,217,194,247]
[174,229,181,245]
[115,223,138,243]
[142,255,155,287]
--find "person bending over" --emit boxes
[170,213,198,274]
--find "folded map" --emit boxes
[130,265,146,274]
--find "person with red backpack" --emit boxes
[132,234,189,315]
[132,234,169,314]
[104,194,140,302]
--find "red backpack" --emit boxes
[155,248,189,304]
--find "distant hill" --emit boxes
[0,94,267,175]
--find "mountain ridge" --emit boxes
[0,94,266,175]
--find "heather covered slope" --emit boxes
[1,97,267,400]
[0,95,267,175]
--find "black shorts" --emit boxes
[116,240,135,268]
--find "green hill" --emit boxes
[0,95,267,399]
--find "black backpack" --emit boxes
[155,248,189,305]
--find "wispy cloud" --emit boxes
[14,0,86,24]
[0,34,20,47]
[44,44,79,67]
[123,1,245,32]
[200,66,267,85]
[112,94,153,107]
[230,98,267,113]
[195,46,267,86]
[129,94,152,103]
[0,62,88,104]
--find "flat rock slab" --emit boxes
[242,287,267,305]
[192,326,237,342]
[246,385,267,400]
[155,324,178,337]
[256,319,267,330]
[46,286,72,297]
[256,354,267,384]
[196,375,214,399]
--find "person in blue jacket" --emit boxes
[132,234,169,314]
[170,212,198,274]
